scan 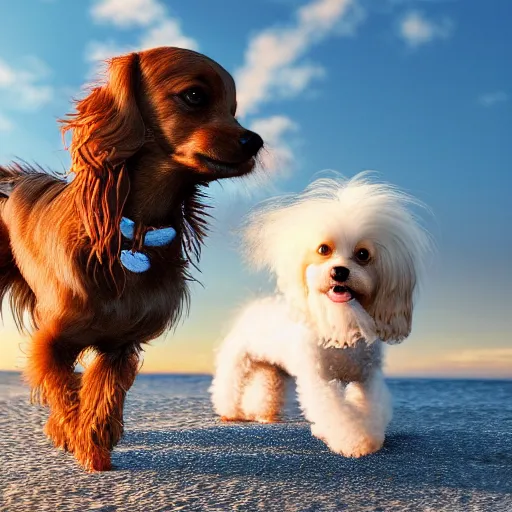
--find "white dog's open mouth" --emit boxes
[327,285,354,303]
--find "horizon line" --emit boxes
[0,369,511,382]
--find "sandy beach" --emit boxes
[1,372,510,511]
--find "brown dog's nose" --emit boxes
[239,131,263,158]
[331,266,350,282]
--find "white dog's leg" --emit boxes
[344,370,392,449]
[295,366,385,457]
[209,343,253,421]
[240,362,285,423]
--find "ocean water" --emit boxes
[0,372,511,511]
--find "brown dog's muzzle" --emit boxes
[178,125,264,179]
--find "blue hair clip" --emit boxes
[120,217,136,240]
[120,250,151,273]
[144,226,177,247]
[119,217,177,273]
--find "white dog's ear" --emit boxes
[365,191,432,344]
[369,263,416,344]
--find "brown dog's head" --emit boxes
[63,46,263,181]
[139,47,263,179]
[61,47,263,267]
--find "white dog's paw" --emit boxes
[334,434,384,458]
[311,423,328,442]
[311,424,384,457]
[247,414,281,424]
[214,406,245,422]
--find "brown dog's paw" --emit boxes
[44,414,75,452]
[74,445,112,472]
[89,450,113,472]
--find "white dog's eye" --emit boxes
[317,244,332,256]
[355,248,371,263]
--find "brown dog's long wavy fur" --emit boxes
[0,47,263,471]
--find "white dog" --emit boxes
[209,172,432,457]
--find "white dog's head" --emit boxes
[242,172,432,347]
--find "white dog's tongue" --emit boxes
[327,286,352,303]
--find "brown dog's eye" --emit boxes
[355,248,371,263]
[180,87,208,108]
[317,244,332,256]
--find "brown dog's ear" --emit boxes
[60,52,145,273]
[63,52,145,166]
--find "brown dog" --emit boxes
[0,46,263,471]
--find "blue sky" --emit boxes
[0,0,511,377]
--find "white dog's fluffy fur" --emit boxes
[209,172,432,457]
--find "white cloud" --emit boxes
[399,11,453,47]
[84,40,132,79]
[0,113,13,132]
[0,61,16,86]
[17,85,53,109]
[205,116,300,199]
[139,19,199,51]
[86,0,199,74]
[91,0,165,28]
[445,348,512,368]
[235,0,365,118]
[86,40,129,64]
[273,64,326,99]
[0,57,53,111]
[249,115,299,177]
[386,344,512,378]
[478,91,509,107]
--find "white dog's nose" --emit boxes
[331,266,350,282]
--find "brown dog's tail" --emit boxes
[0,163,37,332]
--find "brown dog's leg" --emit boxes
[25,324,82,452]
[75,344,140,472]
